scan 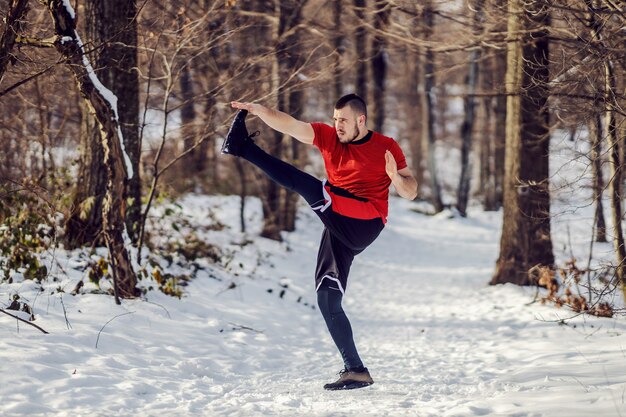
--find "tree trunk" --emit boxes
[482,0,507,212]
[407,46,424,196]
[421,2,443,213]
[201,93,218,189]
[282,89,304,232]
[353,0,367,98]
[47,0,137,300]
[604,58,626,297]
[65,100,107,248]
[583,0,625,298]
[370,0,390,133]
[260,2,285,241]
[179,62,197,187]
[260,0,307,240]
[457,0,485,217]
[0,0,30,86]
[492,0,553,286]
[65,0,109,248]
[491,49,507,211]
[65,0,140,246]
[590,114,607,243]
[333,0,343,99]
[113,1,140,244]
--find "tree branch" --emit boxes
[0,0,30,85]
[0,308,50,334]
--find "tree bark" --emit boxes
[179,62,198,181]
[604,52,626,298]
[491,49,507,211]
[65,98,107,248]
[282,89,304,232]
[492,0,554,286]
[370,0,390,133]
[0,0,30,86]
[46,0,137,300]
[332,0,343,99]
[353,0,367,99]
[111,1,140,244]
[65,0,140,246]
[590,114,607,243]
[260,1,285,241]
[456,0,484,217]
[406,46,424,196]
[482,0,507,212]
[421,1,443,213]
[583,0,625,299]
[260,0,307,240]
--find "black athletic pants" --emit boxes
[241,141,384,370]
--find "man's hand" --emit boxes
[230,100,315,144]
[231,101,262,115]
[385,150,398,180]
[385,150,418,200]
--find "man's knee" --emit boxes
[317,285,343,316]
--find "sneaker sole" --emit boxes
[221,110,249,155]
[324,381,373,391]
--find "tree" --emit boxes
[492,0,553,286]
[589,114,606,243]
[582,0,626,299]
[420,1,443,213]
[65,0,140,247]
[0,0,29,86]
[353,0,367,98]
[46,0,137,300]
[456,0,485,217]
[332,1,343,99]
[370,0,390,133]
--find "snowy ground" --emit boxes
[2,131,626,416]
[1,192,625,417]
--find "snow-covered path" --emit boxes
[1,196,626,417]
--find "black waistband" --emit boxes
[326,182,369,202]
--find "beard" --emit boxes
[338,121,360,143]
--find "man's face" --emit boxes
[333,107,364,144]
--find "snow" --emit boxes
[61,0,75,20]
[1,135,626,416]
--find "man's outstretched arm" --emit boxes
[231,101,315,145]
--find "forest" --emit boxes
[1,1,626,415]
[0,0,626,417]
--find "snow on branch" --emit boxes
[56,0,134,179]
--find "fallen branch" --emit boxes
[95,311,134,348]
[0,308,49,334]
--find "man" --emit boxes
[223,94,417,390]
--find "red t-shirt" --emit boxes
[311,122,407,223]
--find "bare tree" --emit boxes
[46,0,137,300]
[582,0,626,299]
[0,0,29,85]
[420,1,443,213]
[332,1,343,99]
[353,0,367,98]
[589,113,606,243]
[65,0,140,247]
[456,0,485,217]
[492,0,553,286]
[370,0,390,133]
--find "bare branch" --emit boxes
[0,308,49,334]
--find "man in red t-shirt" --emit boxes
[223,94,417,390]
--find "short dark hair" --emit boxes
[334,93,367,119]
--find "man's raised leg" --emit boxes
[223,110,325,207]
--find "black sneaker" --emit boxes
[221,109,258,156]
[323,367,374,390]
